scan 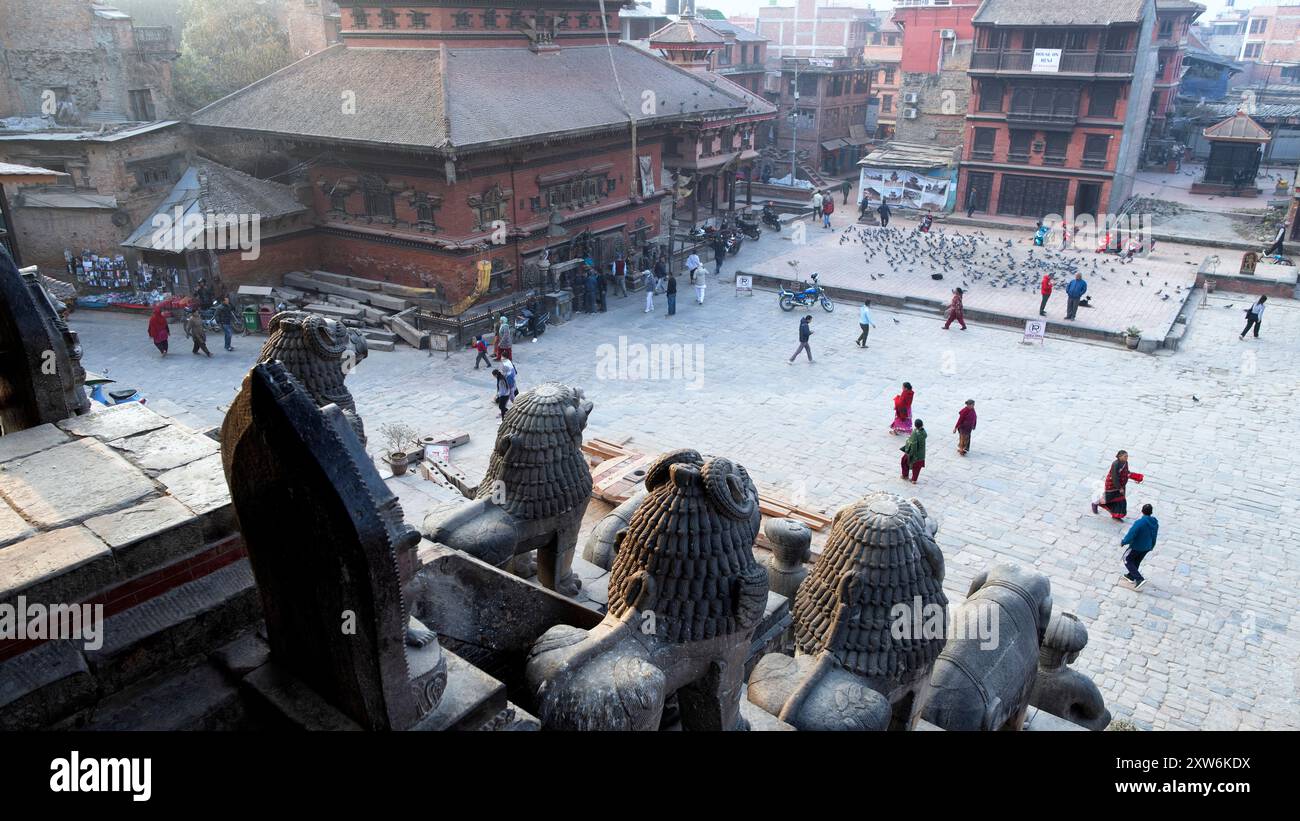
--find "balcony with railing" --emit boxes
[970,49,1137,76]
[132,26,175,55]
[1005,109,1078,130]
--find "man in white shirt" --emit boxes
[1265,224,1286,257]
[856,299,877,348]
[811,190,823,221]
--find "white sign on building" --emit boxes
[1032,48,1062,72]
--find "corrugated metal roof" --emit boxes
[1202,110,1272,142]
[858,141,958,170]
[17,191,118,209]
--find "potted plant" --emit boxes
[1123,326,1142,350]
[379,422,417,476]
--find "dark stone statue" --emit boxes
[748,493,948,731]
[220,362,445,730]
[255,310,368,445]
[0,246,89,433]
[423,382,592,596]
[1030,610,1112,730]
[763,517,812,598]
[524,449,769,730]
[920,562,1052,731]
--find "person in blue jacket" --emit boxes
[1120,503,1159,590]
[1064,272,1087,321]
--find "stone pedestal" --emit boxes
[544,291,572,325]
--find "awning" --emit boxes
[821,139,848,151]
[16,191,117,209]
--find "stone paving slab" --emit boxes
[84,495,205,577]
[107,425,220,476]
[0,525,115,607]
[0,499,34,548]
[56,402,170,442]
[0,423,71,464]
[0,438,158,529]
[63,244,1300,730]
[157,453,230,517]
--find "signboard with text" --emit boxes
[1022,319,1047,344]
[1032,48,1062,72]
[735,275,753,296]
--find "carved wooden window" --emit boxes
[351,8,368,28]
[363,178,394,219]
[483,10,498,28]
[453,12,472,28]
[541,175,611,210]
[380,9,397,28]
[1089,85,1118,117]
[509,11,526,28]
[329,190,348,213]
[414,193,438,227]
[409,11,428,28]
[979,79,1005,112]
[971,127,996,161]
[576,13,591,29]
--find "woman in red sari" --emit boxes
[943,287,967,330]
[147,304,170,356]
[1092,449,1143,520]
[890,382,914,435]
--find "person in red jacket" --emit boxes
[942,287,967,330]
[954,399,977,455]
[1092,450,1144,521]
[147,304,169,356]
[821,195,835,230]
[1038,274,1053,316]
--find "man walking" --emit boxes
[694,261,708,305]
[1039,273,1053,316]
[611,254,627,297]
[877,200,891,228]
[185,309,211,357]
[953,399,976,456]
[821,196,834,230]
[584,268,598,314]
[214,295,237,351]
[856,299,876,348]
[788,314,814,363]
[1120,504,1159,590]
[965,186,978,218]
[1064,272,1087,320]
[1240,295,1266,340]
[840,178,852,205]
[712,234,727,277]
[646,257,665,313]
[665,270,677,316]
[596,268,608,312]
[811,189,823,222]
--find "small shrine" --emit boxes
[1192,110,1271,196]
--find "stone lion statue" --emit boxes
[1029,610,1111,730]
[423,382,592,595]
[748,493,948,731]
[525,449,769,730]
[256,310,368,445]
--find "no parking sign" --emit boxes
[1022,319,1046,345]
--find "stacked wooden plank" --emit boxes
[580,437,832,531]
[279,270,438,352]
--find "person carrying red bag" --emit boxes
[1092,449,1144,520]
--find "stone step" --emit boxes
[60,659,245,731]
[84,559,261,697]
[361,328,398,343]
[367,338,396,352]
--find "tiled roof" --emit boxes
[1155,0,1204,11]
[650,17,726,46]
[122,160,306,251]
[1202,110,1272,142]
[973,0,1148,26]
[191,44,750,153]
[702,18,767,42]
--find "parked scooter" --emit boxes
[85,372,144,407]
[760,203,781,231]
[736,214,762,241]
[777,272,834,312]
[513,300,549,339]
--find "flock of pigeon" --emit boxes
[836,225,1190,302]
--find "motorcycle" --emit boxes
[736,215,762,241]
[513,301,549,339]
[85,372,144,407]
[778,272,834,313]
[726,231,743,256]
[760,207,781,231]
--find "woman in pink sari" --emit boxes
[890,382,914,435]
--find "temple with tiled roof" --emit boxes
[188,1,768,307]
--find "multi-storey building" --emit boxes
[1193,0,1248,59]
[770,54,874,176]
[1145,1,1204,150]
[863,15,903,138]
[1239,4,1300,64]
[892,0,980,148]
[756,0,874,61]
[957,0,1159,219]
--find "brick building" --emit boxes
[892,1,980,148]
[648,16,778,223]
[0,122,189,273]
[958,0,1159,220]
[1239,4,1300,64]
[0,0,177,124]
[1145,0,1204,149]
[863,15,903,138]
[189,1,758,305]
[771,54,875,177]
[756,0,875,61]
[271,0,344,57]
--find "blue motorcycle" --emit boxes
[85,372,144,407]
[778,272,834,312]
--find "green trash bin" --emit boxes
[242,306,258,332]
